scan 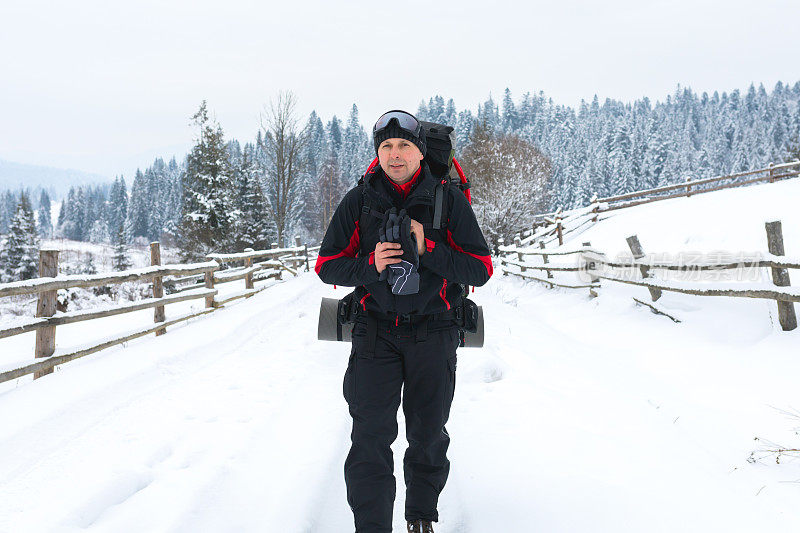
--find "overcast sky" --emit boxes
[2,0,798,181]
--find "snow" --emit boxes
[0,178,800,531]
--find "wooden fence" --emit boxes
[531,160,800,223]
[499,220,798,331]
[503,201,606,253]
[0,240,319,384]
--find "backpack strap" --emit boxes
[432,181,446,230]
[358,169,385,232]
[361,167,449,232]
[359,186,384,227]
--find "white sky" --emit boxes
[1,0,798,181]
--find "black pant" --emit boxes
[343,318,459,533]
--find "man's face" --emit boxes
[378,138,423,184]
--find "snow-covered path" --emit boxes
[1,269,800,532]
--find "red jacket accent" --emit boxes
[382,166,421,199]
[446,229,493,278]
[314,220,360,275]
[439,278,450,310]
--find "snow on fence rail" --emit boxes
[528,160,800,223]
[0,240,320,384]
[515,202,605,248]
[499,220,798,331]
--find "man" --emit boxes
[315,110,492,533]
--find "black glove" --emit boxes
[377,208,420,295]
[397,210,419,271]
[377,208,399,282]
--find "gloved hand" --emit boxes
[377,208,420,295]
[378,208,399,282]
[397,209,420,271]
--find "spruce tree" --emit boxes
[234,148,274,251]
[107,176,128,239]
[339,104,371,186]
[112,224,132,271]
[502,88,518,132]
[178,100,235,261]
[37,190,53,239]
[1,192,39,282]
[0,190,15,234]
[127,169,150,240]
[609,120,634,194]
[327,116,343,155]
[80,253,97,275]
[88,219,110,243]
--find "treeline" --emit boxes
[3,81,798,281]
[177,96,375,260]
[417,82,800,209]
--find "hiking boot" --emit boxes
[407,520,434,533]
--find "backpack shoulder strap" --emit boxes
[431,180,453,230]
[358,179,384,231]
[432,181,445,229]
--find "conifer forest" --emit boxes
[1,82,799,282]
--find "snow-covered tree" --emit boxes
[107,176,128,239]
[459,124,552,251]
[338,104,372,186]
[178,100,236,260]
[232,143,275,251]
[112,224,132,271]
[37,190,53,239]
[502,88,518,132]
[1,192,39,282]
[0,190,17,234]
[88,219,111,243]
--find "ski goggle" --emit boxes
[373,110,421,137]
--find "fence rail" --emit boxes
[0,239,319,384]
[499,220,797,331]
[529,160,800,222]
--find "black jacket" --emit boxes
[315,162,492,317]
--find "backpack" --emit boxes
[358,121,471,231]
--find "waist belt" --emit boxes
[356,309,459,356]
[357,308,459,327]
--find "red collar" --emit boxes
[383,166,421,199]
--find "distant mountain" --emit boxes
[0,159,113,198]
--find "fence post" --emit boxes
[590,193,599,222]
[150,242,166,336]
[34,249,59,380]
[765,220,797,331]
[514,235,526,273]
[686,176,693,197]
[243,248,254,295]
[556,216,564,246]
[292,236,301,269]
[539,241,553,279]
[498,237,507,275]
[626,235,662,301]
[768,162,775,183]
[582,241,599,298]
[204,263,217,308]
[304,244,310,272]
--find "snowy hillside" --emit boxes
[1,179,799,532]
